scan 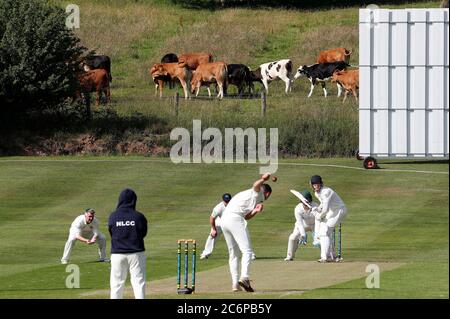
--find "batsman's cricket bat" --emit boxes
[290,189,312,208]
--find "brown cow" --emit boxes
[190,62,228,99]
[150,62,191,99]
[317,48,352,64]
[331,69,359,103]
[178,52,213,70]
[75,69,110,106]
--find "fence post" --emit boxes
[261,92,266,118]
[174,92,179,117]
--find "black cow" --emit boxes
[83,55,112,82]
[224,64,253,95]
[247,68,264,93]
[160,53,179,89]
[294,61,349,98]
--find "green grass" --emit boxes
[0,157,447,298]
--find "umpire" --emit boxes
[108,188,148,299]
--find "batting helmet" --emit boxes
[222,193,232,202]
[310,175,323,185]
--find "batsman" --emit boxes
[310,175,347,262]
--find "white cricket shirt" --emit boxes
[223,188,264,218]
[69,215,100,237]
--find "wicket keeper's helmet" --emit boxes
[300,190,313,204]
[222,193,232,202]
[310,175,323,185]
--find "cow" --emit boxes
[294,61,349,98]
[190,62,228,99]
[83,55,112,82]
[316,48,352,64]
[224,64,253,95]
[150,62,191,99]
[178,52,213,70]
[160,53,179,89]
[331,69,359,103]
[75,69,110,106]
[250,59,293,94]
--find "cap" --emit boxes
[222,193,232,202]
[300,190,313,204]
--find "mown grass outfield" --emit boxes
[0,157,447,298]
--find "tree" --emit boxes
[0,0,86,117]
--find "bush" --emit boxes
[0,0,86,120]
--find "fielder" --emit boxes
[310,175,347,262]
[61,208,107,264]
[220,173,272,292]
[200,193,256,260]
[284,190,320,261]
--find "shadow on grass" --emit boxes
[171,0,418,10]
[0,105,171,156]
[0,288,94,292]
[380,159,449,165]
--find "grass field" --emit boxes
[1,0,447,300]
[0,157,447,298]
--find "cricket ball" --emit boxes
[271,176,278,182]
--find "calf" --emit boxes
[316,47,352,64]
[150,62,191,99]
[294,61,349,98]
[75,69,110,106]
[190,62,228,99]
[225,64,252,95]
[251,59,293,94]
[160,53,179,89]
[331,69,359,103]
[178,52,213,70]
[83,55,112,82]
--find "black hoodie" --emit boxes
[108,188,148,254]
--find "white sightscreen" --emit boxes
[359,8,449,158]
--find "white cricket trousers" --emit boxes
[220,214,253,286]
[286,224,315,259]
[318,207,347,260]
[61,232,106,263]
[201,225,223,257]
[110,251,146,299]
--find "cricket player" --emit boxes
[284,190,320,261]
[61,208,107,264]
[200,193,231,259]
[220,173,272,292]
[109,188,148,299]
[310,175,347,262]
[200,193,256,260]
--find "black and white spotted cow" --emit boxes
[250,59,293,94]
[294,61,349,98]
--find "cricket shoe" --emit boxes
[284,257,293,261]
[238,279,254,292]
[251,254,256,260]
[317,258,333,263]
[232,284,242,292]
[99,258,110,263]
[200,254,209,260]
[61,260,68,265]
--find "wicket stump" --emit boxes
[177,239,196,294]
